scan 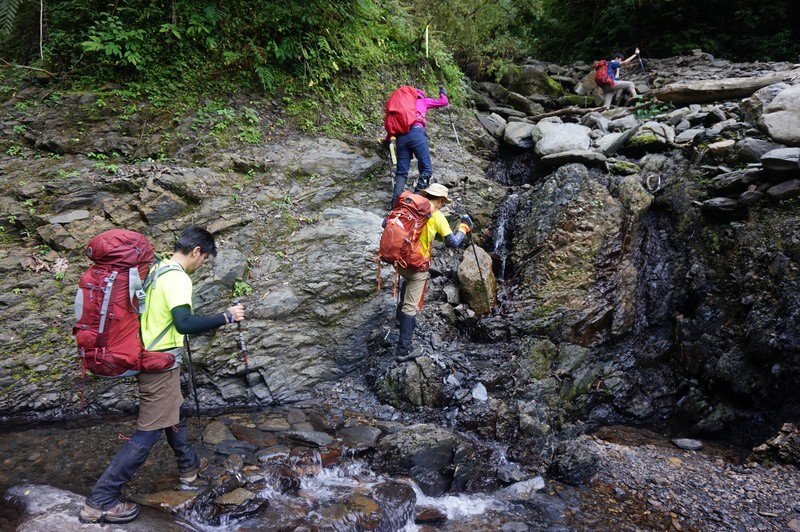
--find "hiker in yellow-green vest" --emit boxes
[396,183,473,361]
[81,226,245,524]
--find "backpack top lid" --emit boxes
[384,85,420,137]
[86,228,155,268]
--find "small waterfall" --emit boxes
[491,193,520,281]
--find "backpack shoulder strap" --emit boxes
[146,320,175,351]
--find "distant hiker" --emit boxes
[384,85,449,209]
[595,48,640,108]
[387,183,472,362]
[81,226,245,524]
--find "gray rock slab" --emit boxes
[767,180,800,200]
[761,147,800,173]
[671,438,704,451]
[532,122,591,156]
[48,210,90,225]
[337,425,383,450]
[285,430,334,447]
[675,128,705,144]
[503,121,536,149]
[203,420,235,446]
[496,476,546,501]
[540,150,607,167]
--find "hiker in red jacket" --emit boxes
[391,87,449,208]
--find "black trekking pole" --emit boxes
[232,300,276,406]
[183,335,204,445]
[442,87,494,313]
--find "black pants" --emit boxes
[86,412,199,509]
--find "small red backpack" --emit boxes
[384,86,419,138]
[73,229,178,378]
[379,191,433,272]
[594,60,616,88]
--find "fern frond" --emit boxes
[0,0,25,35]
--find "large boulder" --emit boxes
[532,122,591,156]
[501,65,562,96]
[540,150,607,167]
[761,147,800,174]
[652,69,800,104]
[740,83,789,124]
[458,244,496,315]
[374,424,489,496]
[749,423,800,467]
[5,484,187,531]
[503,121,536,149]
[734,138,785,163]
[759,85,800,146]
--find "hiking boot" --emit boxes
[80,500,139,524]
[179,457,208,485]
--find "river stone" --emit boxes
[701,197,740,215]
[230,424,277,448]
[475,112,506,138]
[761,148,800,174]
[749,423,800,467]
[374,423,479,496]
[708,169,762,194]
[507,91,544,116]
[471,382,488,402]
[490,106,527,119]
[203,421,234,445]
[457,244,496,315]
[7,484,187,531]
[616,175,653,218]
[707,139,735,156]
[503,121,536,149]
[675,128,705,145]
[532,122,591,156]
[739,190,765,207]
[540,150,607,167]
[496,476,546,501]
[609,114,639,132]
[223,453,244,472]
[758,85,800,146]
[256,444,291,463]
[502,65,562,96]
[497,462,526,484]
[133,490,198,512]
[258,417,292,432]
[337,425,382,451]
[286,430,334,447]
[672,438,704,451]
[735,138,784,163]
[215,487,255,506]
[48,209,90,225]
[581,112,611,134]
[740,82,789,124]
[547,438,599,486]
[595,126,639,156]
[626,121,675,152]
[767,180,800,200]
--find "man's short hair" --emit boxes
[612,51,624,59]
[174,226,217,257]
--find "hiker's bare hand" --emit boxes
[228,304,246,322]
[635,47,640,55]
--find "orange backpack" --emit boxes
[379,191,432,272]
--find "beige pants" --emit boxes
[137,368,183,431]
[603,80,636,108]
[397,267,429,316]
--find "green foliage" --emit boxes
[232,279,252,298]
[0,0,26,35]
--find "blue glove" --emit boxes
[439,86,447,96]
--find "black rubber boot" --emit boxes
[414,173,431,193]
[395,280,407,325]
[395,312,417,362]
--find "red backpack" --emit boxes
[384,86,419,138]
[594,60,616,88]
[73,229,178,378]
[379,191,433,272]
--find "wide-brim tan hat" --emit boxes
[422,183,452,204]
